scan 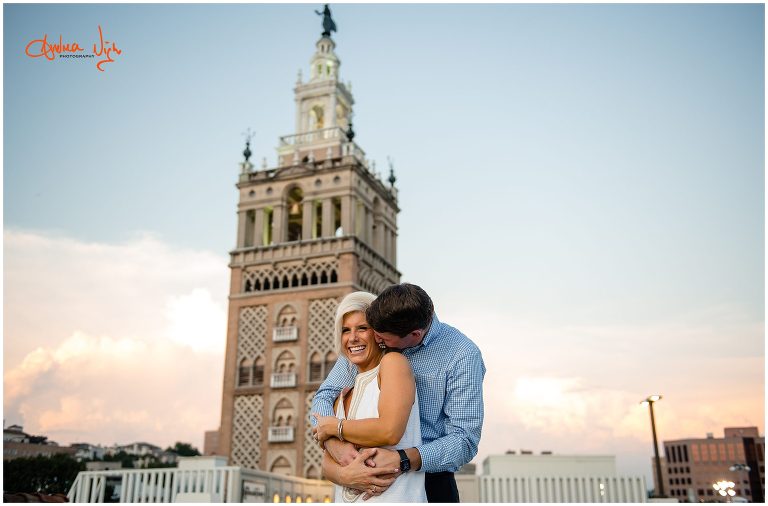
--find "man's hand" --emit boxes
[337,448,400,496]
[324,438,359,467]
[369,448,401,471]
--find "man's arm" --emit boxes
[417,347,485,472]
[371,346,486,473]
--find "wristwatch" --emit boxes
[397,449,411,472]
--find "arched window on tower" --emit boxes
[271,456,292,476]
[286,187,304,241]
[313,200,323,239]
[333,197,342,236]
[309,352,323,382]
[238,358,251,387]
[306,465,320,480]
[310,105,324,130]
[323,351,337,380]
[372,197,382,252]
[262,206,274,245]
[244,210,256,247]
[253,356,265,386]
[275,306,298,342]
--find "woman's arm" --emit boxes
[317,353,415,447]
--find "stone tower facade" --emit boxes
[217,26,400,479]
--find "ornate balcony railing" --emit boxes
[273,326,298,342]
[279,127,344,147]
[271,373,297,389]
[268,427,295,443]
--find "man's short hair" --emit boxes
[366,283,434,337]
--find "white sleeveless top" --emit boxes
[333,364,427,503]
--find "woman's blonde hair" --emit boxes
[334,291,377,354]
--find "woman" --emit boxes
[313,291,426,503]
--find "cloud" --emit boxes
[4,229,228,449]
[448,309,763,478]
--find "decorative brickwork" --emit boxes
[308,297,338,359]
[237,305,268,363]
[231,394,264,469]
[304,391,324,478]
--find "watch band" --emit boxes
[397,449,411,472]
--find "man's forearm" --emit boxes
[322,451,344,486]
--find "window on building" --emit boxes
[323,351,337,380]
[309,353,323,382]
[263,207,274,245]
[287,187,304,241]
[313,201,322,239]
[682,445,689,462]
[253,356,265,386]
[691,444,700,463]
[333,197,342,236]
[271,456,292,476]
[238,359,251,386]
[244,210,256,247]
[275,350,296,375]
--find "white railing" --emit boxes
[67,467,241,503]
[273,326,298,342]
[268,426,295,443]
[67,457,334,503]
[279,127,344,147]
[477,475,647,503]
[271,372,297,388]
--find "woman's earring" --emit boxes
[378,342,387,350]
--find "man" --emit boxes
[311,283,486,502]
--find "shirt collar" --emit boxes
[405,313,439,353]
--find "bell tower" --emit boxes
[216,6,400,479]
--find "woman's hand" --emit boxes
[312,413,340,443]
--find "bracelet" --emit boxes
[337,418,345,442]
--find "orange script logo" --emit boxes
[25,25,122,72]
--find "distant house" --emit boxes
[2,424,77,461]
[3,424,30,443]
[119,442,162,457]
[71,442,107,461]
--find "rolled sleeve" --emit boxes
[310,355,356,425]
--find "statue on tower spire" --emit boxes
[315,4,337,38]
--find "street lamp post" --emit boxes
[641,395,665,498]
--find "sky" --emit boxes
[3,3,764,484]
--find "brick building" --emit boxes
[656,426,764,502]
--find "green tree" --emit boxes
[165,442,200,457]
[103,450,135,468]
[3,454,85,494]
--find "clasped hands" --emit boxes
[313,413,401,500]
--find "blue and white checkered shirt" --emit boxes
[311,314,486,473]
